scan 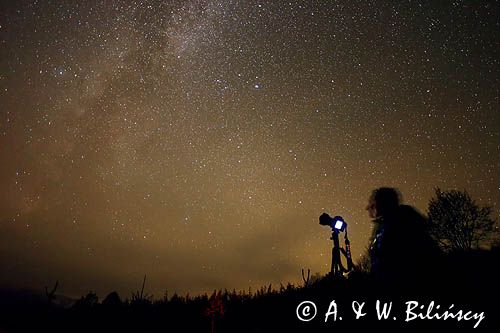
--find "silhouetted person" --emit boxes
[367,187,440,287]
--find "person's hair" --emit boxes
[371,187,401,216]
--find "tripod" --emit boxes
[329,226,353,276]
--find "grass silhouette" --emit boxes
[1,248,498,332]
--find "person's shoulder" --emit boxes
[394,205,428,234]
[398,204,425,221]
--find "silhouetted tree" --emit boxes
[427,188,497,251]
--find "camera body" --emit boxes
[319,213,347,232]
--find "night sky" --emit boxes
[1,1,498,298]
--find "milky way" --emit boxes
[0,1,498,297]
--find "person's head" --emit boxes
[366,187,401,219]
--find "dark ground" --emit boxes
[1,249,498,332]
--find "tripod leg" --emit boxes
[331,246,335,274]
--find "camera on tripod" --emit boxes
[319,212,353,276]
[319,213,347,232]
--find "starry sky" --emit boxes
[0,1,498,298]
